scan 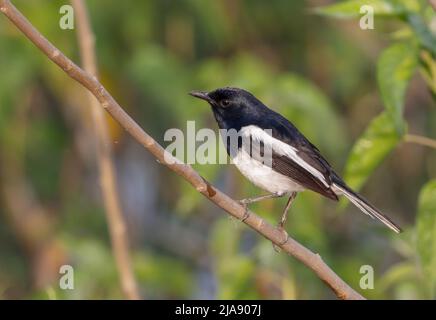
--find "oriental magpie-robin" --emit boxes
[190,87,401,240]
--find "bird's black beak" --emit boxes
[189,90,212,103]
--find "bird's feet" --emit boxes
[238,199,250,222]
[272,225,289,252]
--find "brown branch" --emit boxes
[70,0,139,299]
[0,93,66,290]
[0,0,365,300]
[405,134,436,150]
[429,0,436,11]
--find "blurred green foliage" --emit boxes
[343,112,401,192]
[416,180,436,298]
[377,41,418,134]
[0,0,435,300]
[319,0,436,300]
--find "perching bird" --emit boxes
[190,87,401,243]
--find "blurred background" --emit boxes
[0,0,435,299]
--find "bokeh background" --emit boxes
[0,0,435,299]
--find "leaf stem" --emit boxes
[405,134,436,150]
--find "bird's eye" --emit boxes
[221,99,230,107]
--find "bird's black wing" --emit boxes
[272,151,338,200]
[254,111,341,200]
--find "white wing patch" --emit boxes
[239,125,329,188]
[232,147,305,194]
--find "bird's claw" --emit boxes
[272,226,289,252]
[238,200,250,222]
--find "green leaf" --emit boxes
[378,262,417,293]
[314,0,406,18]
[343,112,402,191]
[416,180,436,298]
[407,13,436,55]
[377,41,418,135]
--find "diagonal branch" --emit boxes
[0,0,364,300]
[405,134,436,150]
[70,0,139,299]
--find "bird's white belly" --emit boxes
[231,149,305,194]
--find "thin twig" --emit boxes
[0,0,364,300]
[405,134,436,150]
[70,0,139,299]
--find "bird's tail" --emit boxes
[332,180,402,233]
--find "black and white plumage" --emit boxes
[190,87,401,234]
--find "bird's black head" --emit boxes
[189,87,267,130]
